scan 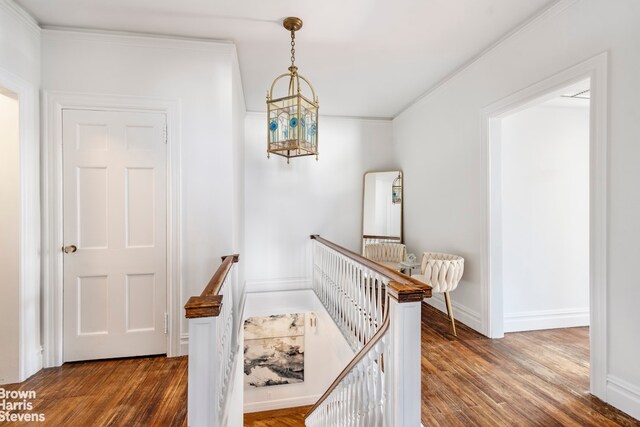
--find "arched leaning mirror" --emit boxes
[361,170,403,254]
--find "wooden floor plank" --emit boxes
[244,406,312,426]
[1,305,638,426]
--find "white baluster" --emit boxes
[307,239,423,427]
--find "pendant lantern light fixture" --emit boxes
[266,17,319,163]
[392,173,402,205]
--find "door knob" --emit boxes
[63,245,78,254]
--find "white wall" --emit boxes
[41,29,242,350]
[0,0,40,384]
[0,92,20,385]
[231,50,246,294]
[243,290,354,412]
[501,102,589,332]
[393,0,640,418]
[244,114,395,288]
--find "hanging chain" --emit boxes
[290,30,296,68]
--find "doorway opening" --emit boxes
[483,53,608,400]
[488,77,594,401]
[0,88,20,385]
[500,79,590,333]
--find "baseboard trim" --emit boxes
[424,294,482,333]
[179,333,189,356]
[607,375,640,421]
[504,308,589,333]
[245,278,312,294]
[244,394,321,413]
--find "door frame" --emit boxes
[42,91,182,367]
[0,66,40,381]
[480,52,608,399]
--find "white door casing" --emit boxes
[62,109,167,361]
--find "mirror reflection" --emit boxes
[362,171,403,251]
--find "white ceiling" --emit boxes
[16,0,556,118]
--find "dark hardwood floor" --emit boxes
[244,406,311,426]
[0,356,188,426]
[420,303,638,426]
[1,305,638,426]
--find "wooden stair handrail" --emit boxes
[184,254,239,319]
[311,235,431,301]
[305,303,391,420]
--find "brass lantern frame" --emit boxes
[266,17,320,163]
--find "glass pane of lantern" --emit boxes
[268,95,301,152]
[290,105,298,144]
[298,96,318,154]
[268,107,289,150]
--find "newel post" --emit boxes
[187,315,220,427]
[386,282,424,426]
[185,254,239,427]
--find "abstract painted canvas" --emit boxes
[244,313,305,387]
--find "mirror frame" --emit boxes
[361,170,404,254]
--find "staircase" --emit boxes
[184,236,431,426]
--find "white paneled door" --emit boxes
[63,109,167,362]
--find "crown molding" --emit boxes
[394,0,581,118]
[41,26,235,54]
[0,0,40,35]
